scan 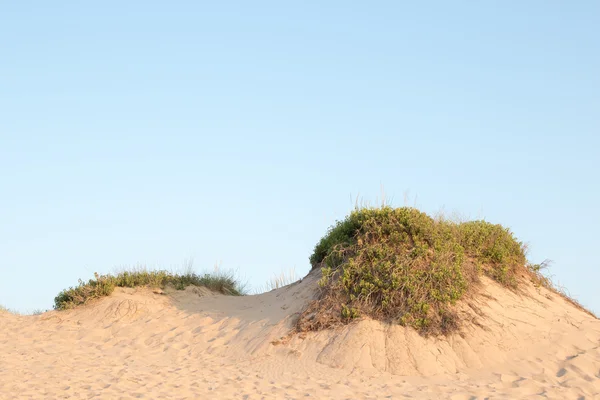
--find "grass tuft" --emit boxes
[54,269,245,310]
[299,206,556,335]
[254,268,299,293]
[0,306,48,315]
[527,260,597,318]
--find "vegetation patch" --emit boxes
[54,269,245,310]
[299,206,540,335]
[0,305,45,315]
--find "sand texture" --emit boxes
[1,271,599,399]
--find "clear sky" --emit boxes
[1,2,598,314]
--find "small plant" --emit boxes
[526,260,596,318]
[54,269,245,310]
[341,304,359,320]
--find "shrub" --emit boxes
[300,206,529,335]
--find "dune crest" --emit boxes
[1,270,599,399]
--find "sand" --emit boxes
[1,271,599,399]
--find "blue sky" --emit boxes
[1,1,598,314]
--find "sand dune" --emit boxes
[1,270,599,399]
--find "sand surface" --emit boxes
[1,271,599,399]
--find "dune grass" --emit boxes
[0,305,22,315]
[299,206,571,335]
[254,267,300,293]
[0,305,46,315]
[54,269,246,310]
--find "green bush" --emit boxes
[302,206,528,334]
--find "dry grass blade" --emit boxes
[254,268,299,294]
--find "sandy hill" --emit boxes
[1,269,599,399]
[1,207,599,399]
